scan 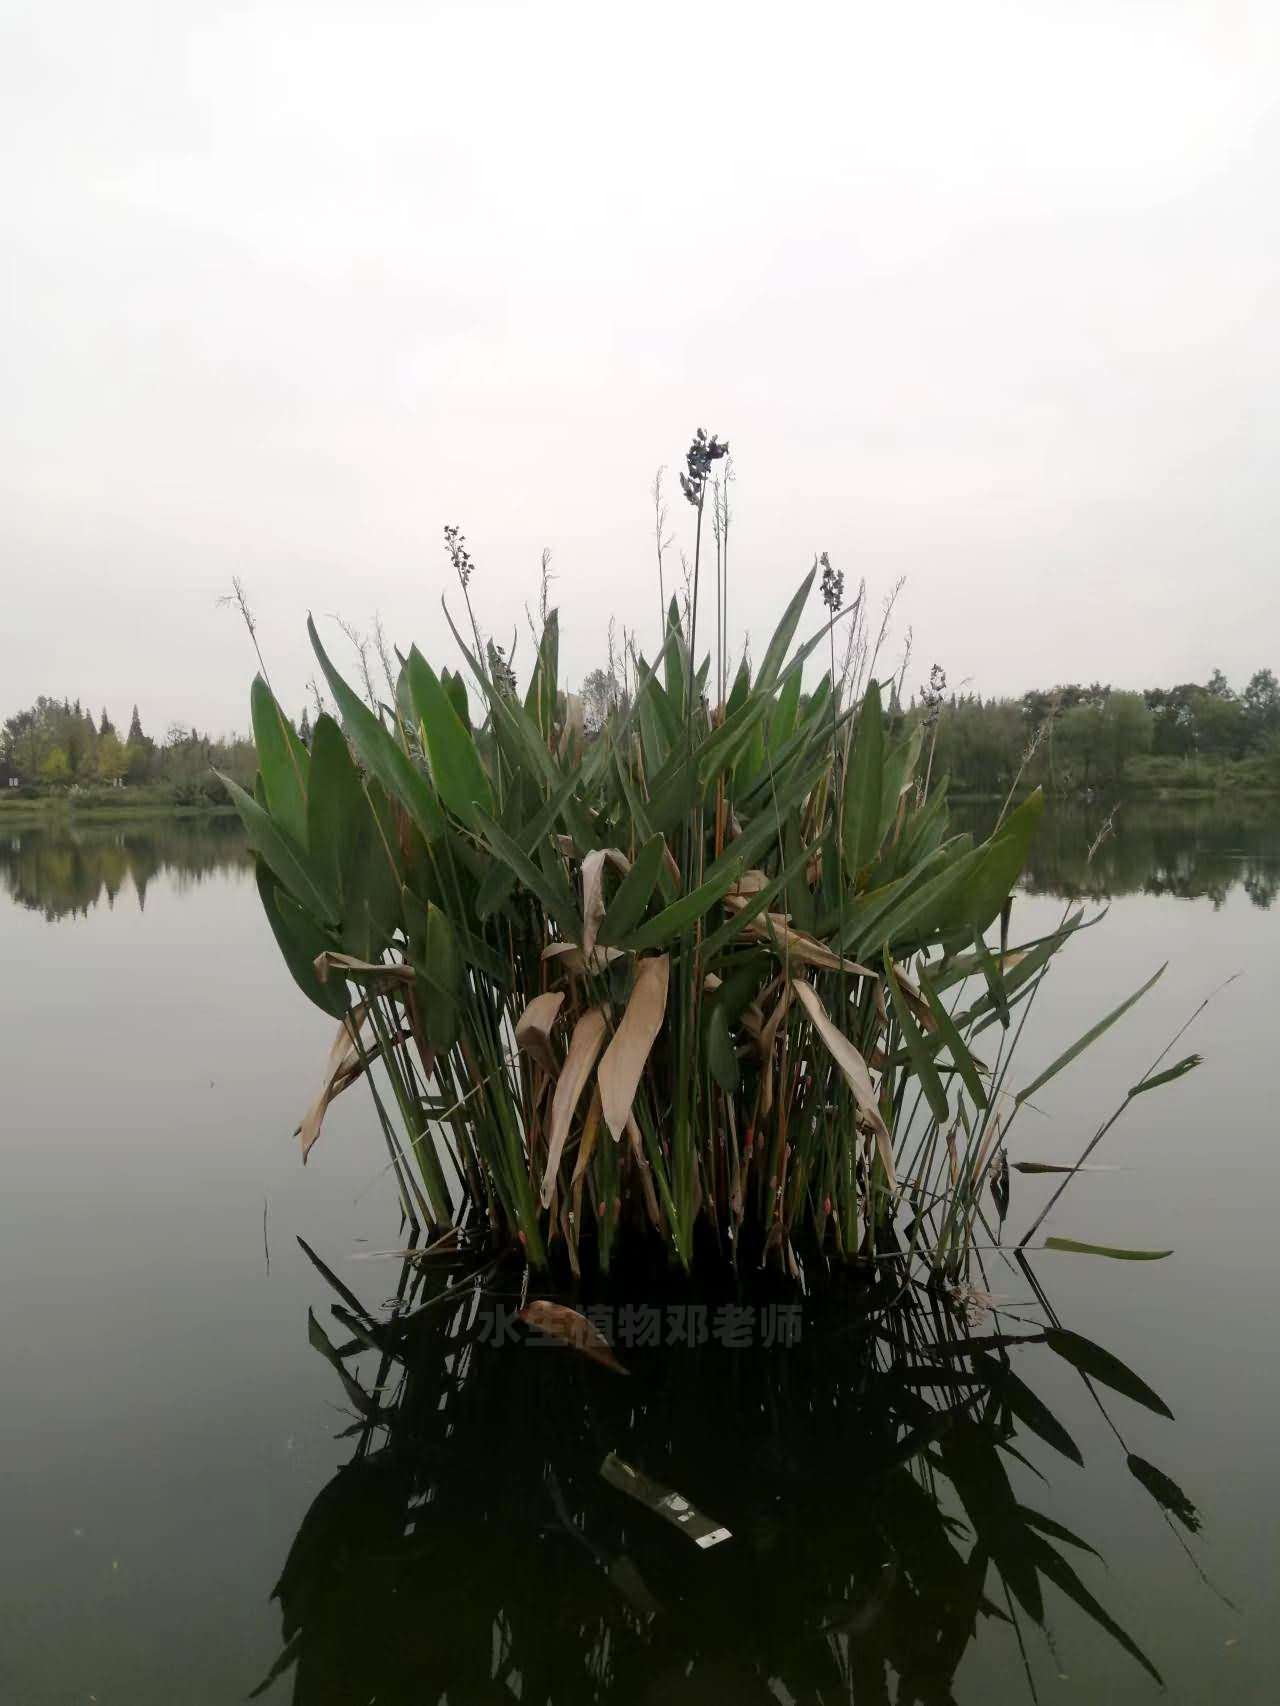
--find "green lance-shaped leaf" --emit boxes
[968,924,1010,1028]
[301,717,404,961]
[885,951,949,1125]
[854,837,980,957]
[255,865,347,1017]
[768,664,801,750]
[842,679,885,880]
[725,653,751,718]
[221,772,337,924]
[1043,1237,1172,1261]
[644,694,771,834]
[308,615,445,844]
[1017,963,1166,1105]
[441,599,593,848]
[1128,1053,1201,1096]
[876,723,922,851]
[703,749,829,887]
[1044,1327,1174,1419]
[897,774,951,868]
[1011,1161,1119,1174]
[440,666,471,732]
[250,675,310,849]
[727,651,757,719]
[621,859,746,953]
[755,565,816,690]
[661,594,686,718]
[405,646,493,826]
[418,900,461,1050]
[706,1000,740,1093]
[938,788,1044,940]
[473,807,581,939]
[475,763,592,919]
[597,833,667,946]
[917,962,988,1109]
[524,607,560,739]
[305,713,365,902]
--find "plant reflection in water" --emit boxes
[255,1237,1215,1705]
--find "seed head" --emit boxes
[819,551,844,614]
[679,425,729,508]
[922,663,948,720]
[444,524,474,590]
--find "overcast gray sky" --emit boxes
[2,0,1277,736]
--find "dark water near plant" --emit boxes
[1,805,1277,1704]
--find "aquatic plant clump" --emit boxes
[227,440,1176,1280]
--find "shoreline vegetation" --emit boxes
[2,758,1272,830]
[0,788,238,822]
[0,698,257,810]
[224,431,1205,1289]
[7,676,1277,826]
[917,680,1280,802]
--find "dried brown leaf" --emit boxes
[572,1084,604,1185]
[760,982,792,1056]
[581,847,632,956]
[542,1007,608,1207]
[792,978,896,1189]
[313,952,414,987]
[725,897,875,976]
[514,990,565,1076]
[293,1004,405,1162]
[542,940,626,977]
[519,1299,627,1373]
[728,869,770,896]
[625,1113,663,1227]
[598,954,670,1141]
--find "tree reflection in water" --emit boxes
[255,1243,1210,1705]
[955,800,1280,910]
[0,819,250,921]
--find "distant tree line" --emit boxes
[913,666,1280,797]
[1,696,257,803]
[8,660,1279,810]
[578,650,1280,798]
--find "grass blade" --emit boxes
[1043,1237,1172,1261]
[1017,964,1166,1105]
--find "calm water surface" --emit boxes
[1,806,1277,1704]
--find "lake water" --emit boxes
[1,804,1277,1704]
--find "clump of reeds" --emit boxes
[224,431,1187,1281]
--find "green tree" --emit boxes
[38,745,70,782]
[96,732,127,783]
[1102,691,1153,787]
[1191,687,1247,759]
[1243,669,1280,745]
